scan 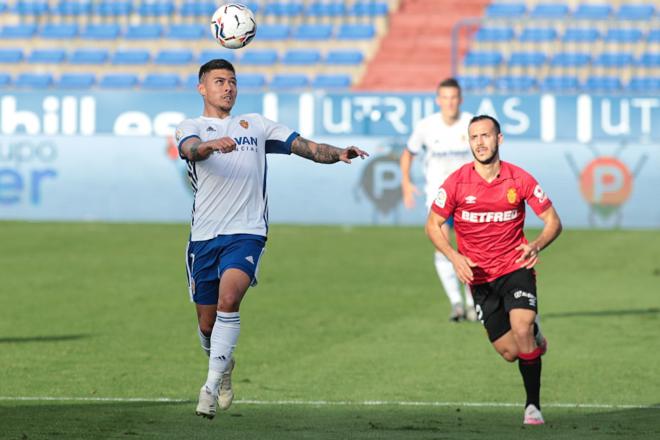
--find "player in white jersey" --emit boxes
[399,78,476,322]
[177,59,368,419]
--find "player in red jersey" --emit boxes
[425,115,562,425]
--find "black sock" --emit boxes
[518,352,542,409]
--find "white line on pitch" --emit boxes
[0,397,658,410]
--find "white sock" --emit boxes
[198,326,211,357]
[464,284,475,307]
[204,311,240,393]
[434,252,463,306]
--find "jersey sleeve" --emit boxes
[521,172,553,215]
[261,116,298,155]
[430,176,457,220]
[175,119,200,159]
[406,122,424,155]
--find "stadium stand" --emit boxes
[0,0,656,92]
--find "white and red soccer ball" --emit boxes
[210,3,257,49]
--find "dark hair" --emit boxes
[469,115,501,134]
[437,77,461,92]
[198,59,236,81]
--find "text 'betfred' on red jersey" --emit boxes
[431,161,552,284]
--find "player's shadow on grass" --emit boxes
[543,307,659,319]
[0,334,90,344]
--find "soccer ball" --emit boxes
[210,3,257,49]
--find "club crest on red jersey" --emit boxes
[507,188,518,204]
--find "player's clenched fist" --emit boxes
[210,136,237,154]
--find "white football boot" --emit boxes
[195,385,217,419]
[217,357,235,410]
[523,404,545,425]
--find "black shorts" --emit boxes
[471,268,538,343]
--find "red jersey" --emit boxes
[431,161,552,284]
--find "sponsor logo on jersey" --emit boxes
[460,209,519,223]
[206,126,216,132]
[245,255,254,265]
[233,136,258,147]
[507,188,517,204]
[465,195,477,204]
[240,120,249,129]
[533,185,547,204]
[435,188,447,208]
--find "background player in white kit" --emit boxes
[176,59,368,419]
[400,78,476,322]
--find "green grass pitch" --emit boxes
[0,222,658,439]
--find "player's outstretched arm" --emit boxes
[291,136,368,164]
[180,137,237,161]
[426,210,476,284]
[515,206,563,269]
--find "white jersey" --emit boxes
[407,111,472,206]
[175,114,297,241]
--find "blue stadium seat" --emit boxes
[519,28,557,43]
[350,1,388,16]
[457,76,492,90]
[294,24,333,40]
[495,76,537,91]
[180,1,216,17]
[337,24,375,40]
[81,24,120,40]
[464,51,503,67]
[551,52,590,67]
[55,1,92,16]
[28,49,66,64]
[0,49,23,63]
[236,73,266,88]
[584,76,622,92]
[40,23,78,39]
[270,74,309,90]
[562,28,600,43]
[154,50,194,65]
[93,0,132,16]
[167,24,206,40]
[142,74,181,89]
[307,2,346,17]
[529,3,568,19]
[475,27,515,42]
[264,2,304,17]
[312,74,352,89]
[14,0,49,16]
[241,49,278,66]
[69,49,109,64]
[198,49,237,64]
[484,3,526,18]
[325,50,364,65]
[617,5,655,20]
[648,30,660,43]
[573,4,611,19]
[15,73,53,89]
[639,53,660,67]
[58,73,95,89]
[99,73,139,89]
[257,24,290,41]
[112,50,151,65]
[282,49,321,65]
[125,24,163,40]
[508,52,546,67]
[627,77,660,92]
[0,73,11,87]
[604,29,643,44]
[185,74,199,88]
[593,53,634,68]
[138,1,175,16]
[0,24,37,39]
[540,76,579,92]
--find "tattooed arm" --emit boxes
[179,137,237,162]
[291,136,369,164]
